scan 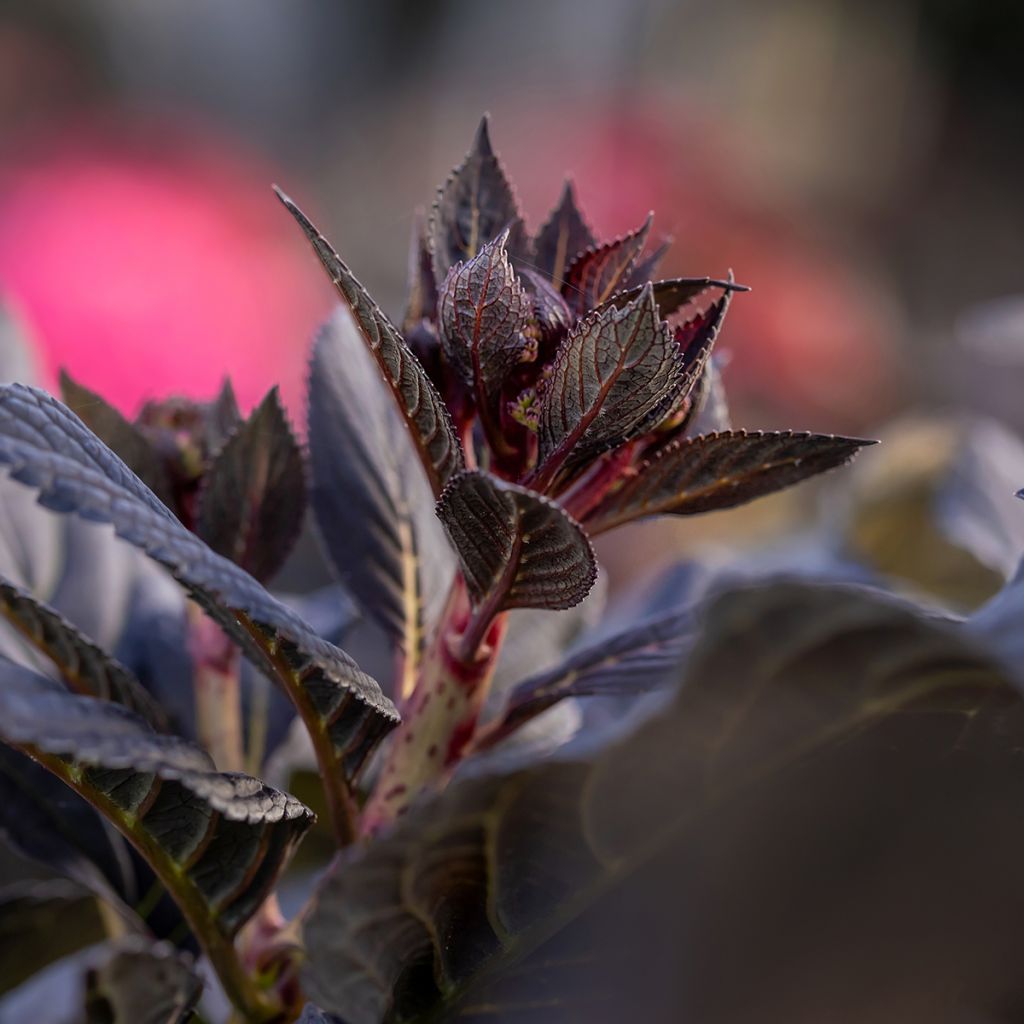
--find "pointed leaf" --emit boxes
[603,276,748,321]
[562,213,652,313]
[439,229,531,423]
[205,378,243,454]
[309,311,455,693]
[520,267,572,343]
[622,236,673,288]
[403,209,439,332]
[0,574,164,726]
[304,582,1024,1023]
[0,655,313,938]
[429,116,527,286]
[196,388,306,582]
[60,371,173,506]
[0,384,398,792]
[437,471,596,612]
[275,188,463,497]
[85,938,202,1024]
[536,283,686,483]
[479,606,696,750]
[587,430,875,534]
[532,180,596,285]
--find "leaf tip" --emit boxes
[473,114,494,156]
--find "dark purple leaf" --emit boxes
[535,283,686,484]
[59,371,173,507]
[205,378,242,454]
[0,384,398,786]
[403,209,439,332]
[562,213,652,314]
[196,387,306,582]
[532,179,596,285]
[0,575,164,726]
[439,228,532,426]
[0,655,313,938]
[85,938,202,1024]
[520,267,572,343]
[429,116,528,286]
[274,187,463,497]
[308,311,454,691]
[304,583,1024,1023]
[587,430,875,534]
[622,236,673,289]
[436,471,597,612]
[602,276,748,322]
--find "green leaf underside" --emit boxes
[0,384,398,782]
[274,188,463,498]
[482,607,697,749]
[59,371,174,506]
[0,881,105,995]
[439,230,531,408]
[0,656,313,938]
[85,938,203,1024]
[429,116,528,287]
[196,387,306,582]
[0,574,164,726]
[562,214,652,313]
[308,311,454,671]
[588,430,875,533]
[303,583,1022,1023]
[537,284,685,476]
[532,180,596,286]
[437,471,597,613]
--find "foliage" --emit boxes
[1,117,1020,1024]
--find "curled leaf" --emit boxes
[587,430,875,534]
[275,187,463,497]
[437,471,597,612]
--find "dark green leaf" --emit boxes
[0,574,164,726]
[303,582,1024,1023]
[309,311,454,692]
[275,187,463,498]
[429,116,528,287]
[85,938,202,1024]
[0,881,105,995]
[439,228,531,422]
[196,387,306,582]
[0,384,398,788]
[479,606,696,750]
[59,371,173,507]
[532,180,595,285]
[562,213,652,314]
[586,430,874,534]
[436,471,596,612]
[0,655,313,938]
[536,283,685,483]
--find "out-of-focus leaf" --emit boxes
[621,237,672,289]
[439,229,531,412]
[0,655,313,938]
[0,881,105,996]
[309,311,455,695]
[275,188,463,498]
[59,371,173,507]
[532,180,595,285]
[297,1005,342,1024]
[536,284,685,482]
[403,210,438,332]
[206,378,242,454]
[196,388,306,582]
[478,606,696,750]
[429,116,528,287]
[0,575,163,726]
[84,938,202,1024]
[683,359,732,437]
[304,582,1024,1023]
[0,384,398,787]
[520,268,572,343]
[562,214,652,314]
[437,471,597,612]
[588,431,873,534]
[970,555,1024,687]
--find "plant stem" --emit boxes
[188,603,245,773]
[361,575,507,834]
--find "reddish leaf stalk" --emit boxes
[188,603,245,773]
[361,574,507,835]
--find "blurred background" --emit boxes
[0,0,1022,594]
